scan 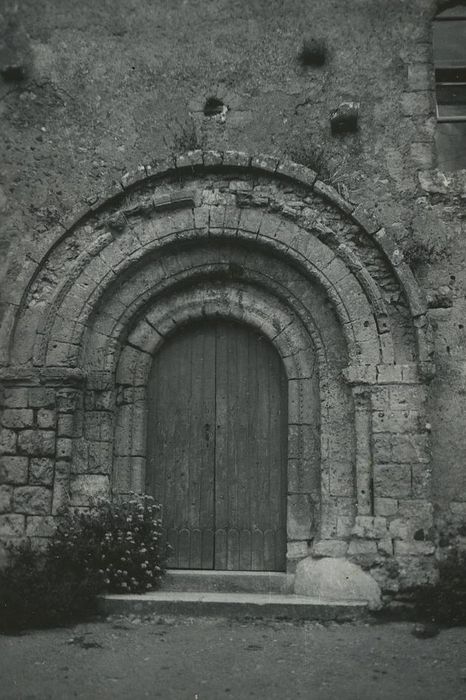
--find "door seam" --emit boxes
[212,324,218,569]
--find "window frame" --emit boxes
[433,10,466,123]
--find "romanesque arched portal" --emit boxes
[0,151,435,590]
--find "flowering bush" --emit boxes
[0,493,167,631]
[49,494,167,594]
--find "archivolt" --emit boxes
[30,211,387,371]
[111,282,323,493]
[0,150,432,376]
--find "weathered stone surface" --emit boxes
[451,502,466,516]
[411,463,431,498]
[26,515,56,538]
[410,142,434,170]
[397,500,433,529]
[418,169,452,195]
[372,433,391,463]
[374,497,398,517]
[37,408,56,429]
[56,438,73,460]
[57,413,75,437]
[70,475,110,505]
[17,430,55,456]
[352,516,388,539]
[294,557,381,610]
[84,411,113,442]
[13,486,52,514]
[397,556,438,588]
[287,541,309,560]
[56,388,80,413]
[372,410,421,434]
[1,408,34,429]
[391,434,430,464]
[88,441,113,474]
[348,539,378,555]
[288,425,319,462]
[313,540,348,557]
[0,428,16,455]
[28,387,55,408]
[374,464,411,498]
[407,63,431,91]
[336,516,353,538]
[287,495,313,540]
[30,457,54,485]
[52,461,71,514]
[288,458,319,493]
[329,464,354,498]
[2,387,28,408]
[389,386,426,412]
[401,91,432,117]
[377,538,394,556]
[394,540,435,556]
[0,455,28,484]
[0,514,25,537]
[389,518,409,541]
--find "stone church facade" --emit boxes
[0,0,465,598]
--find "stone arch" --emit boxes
[71,238,357,568]
[109,285,327,567]
[0,150,435,587]
[1,150,432,372]
[32,214,386,370]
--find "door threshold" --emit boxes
[161,569,294,594]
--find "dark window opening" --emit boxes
[433,5,466,169]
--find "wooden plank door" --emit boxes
[146,324,216,569]
[146,320,287,571]
[214,323,288,571]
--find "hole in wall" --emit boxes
[297,38,327,67]
[1,64,26,81]
[203,96,227,118]
[330,102,359,135]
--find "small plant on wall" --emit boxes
[166,115,202,153]
[0,494,167,632]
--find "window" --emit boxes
[433,5,466,170]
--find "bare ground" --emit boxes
[1,616,466,700]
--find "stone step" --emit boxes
[160,569,294,594]
[101,591,368,621]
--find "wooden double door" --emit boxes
[146,320,288,571]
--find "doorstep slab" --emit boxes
[100,591,368,621]
[161,570,294,594]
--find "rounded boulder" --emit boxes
[294,556,382,610]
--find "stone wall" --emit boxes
[0,381,78,542]
[1,0,466,591]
